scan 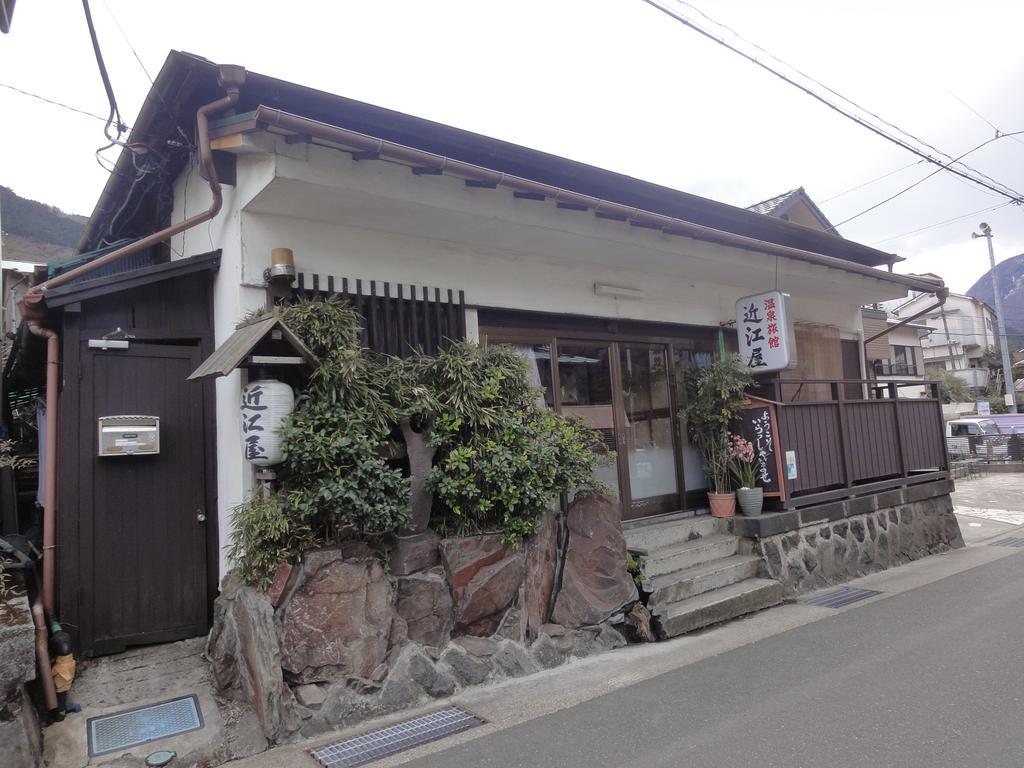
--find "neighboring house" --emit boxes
[746,187,840,236]
[894,290,996,392]
[8,52,955,655]
[861,306,928,397]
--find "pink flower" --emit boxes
[728,434,754,463]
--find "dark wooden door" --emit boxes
[841,339,863,400]
[79,343,208,655]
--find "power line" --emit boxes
[819,161,923,204]
[833,130,1024,228]
[639,0,1024,206]
[0,81,114,124]
[946,89,1024,149]
[871,202,1012,245]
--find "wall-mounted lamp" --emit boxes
[594,282,644,300]
[263,247,296,285]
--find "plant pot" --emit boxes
[736,487,764,516]
[708,491,736,518]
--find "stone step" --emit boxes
[645,554,762,605]
[653,578,784,639]
[639,534,739,579]
[624,515,726,555]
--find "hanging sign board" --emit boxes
[736,291,796,373]
[735,397,785,499]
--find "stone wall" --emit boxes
[755,484,964,596]
[208,494,640,744]
[0,593,42,768]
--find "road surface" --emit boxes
[404,549,1024,768]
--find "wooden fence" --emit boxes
[292,272,466,357]
[768,379,949,508]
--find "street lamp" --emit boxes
[971,222,1017,414]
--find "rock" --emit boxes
[622,602,655,643]
[207,583,289,742]
[0,594,35,697]
[523,510,559,640]
[819,526,832,540]
[439,645,492,686]
[379,644,454,708]
[389,531,441,576]
[802,548,819,573]
[442,535,524,635]
[491,639,540,678]
[395,570,453,648]
[264,563,295,608]
[495,604,526,642]
[294,684,326,708]
[552,495,638,628]
[0,688,41,768]
[530,634,566,669]
[455,553,525,633]
[441,535,511,591]
[320,685,383,727]
[762,540,782,577]
[452,635,499,657]
[407,650,456,698]
[595,623,627,651]
[833,522,849,539]
[279,551,396,683]
[539,623,570,637]
[850,519,866,543]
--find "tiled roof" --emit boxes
[746,189,801,217]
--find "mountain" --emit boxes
[966,252,1024,351]
[0,186,88,264]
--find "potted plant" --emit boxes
[679,355,754,518]
[728,434,762,515]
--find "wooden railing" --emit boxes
[765,379,949,509]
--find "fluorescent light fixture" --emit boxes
[88,339,130,350]
[594,283,644,300]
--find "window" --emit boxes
[876,344,917,376]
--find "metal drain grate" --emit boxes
[803,586,882,608]
[991,537,1024,548]
[87,694,203,757]
[310,706,483,768]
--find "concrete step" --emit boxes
[653,578,784,639]
[639,534,739,579]
[624,515,726,555]
[645,554,762,605]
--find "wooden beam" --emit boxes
[513,191,545,201]
[556,202,589,211]
[351,150,380,161]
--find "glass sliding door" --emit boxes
[556,343,620,498]
[619,343,680,519]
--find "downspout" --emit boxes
[17,63,246,616]
[32,597,58,712]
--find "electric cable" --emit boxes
[871,202,1012,245]
[639,0,1024,206]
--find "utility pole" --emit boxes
[972,222,1017,413]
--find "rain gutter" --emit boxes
[248,105,945,296]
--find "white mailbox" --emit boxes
[98,416,160,457]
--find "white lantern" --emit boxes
[240,378,294,466]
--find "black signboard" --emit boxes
[735,400,783,497]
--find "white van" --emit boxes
[946,418,1006,460]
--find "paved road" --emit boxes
[404,550,1024,768]
[954,473,1024,543]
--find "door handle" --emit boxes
[196,510,206,523]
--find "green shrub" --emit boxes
[424,342,608,544]
[226,490,316,590]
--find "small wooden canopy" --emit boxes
[188,315,318,380]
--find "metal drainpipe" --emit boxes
[18,63,246,615]
[32,596,58,711]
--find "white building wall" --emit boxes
[171,137,914,579]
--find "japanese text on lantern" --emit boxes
[241,384,267,461]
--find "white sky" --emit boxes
[1,0,1023,293]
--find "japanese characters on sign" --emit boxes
[241,384,268,462]
[751,408,774,486]
[735,290,794,373]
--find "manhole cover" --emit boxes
[803,586,882,608]
[88,694,203,757]
[310,706,483,767]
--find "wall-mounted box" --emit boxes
[98,416,160,457]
